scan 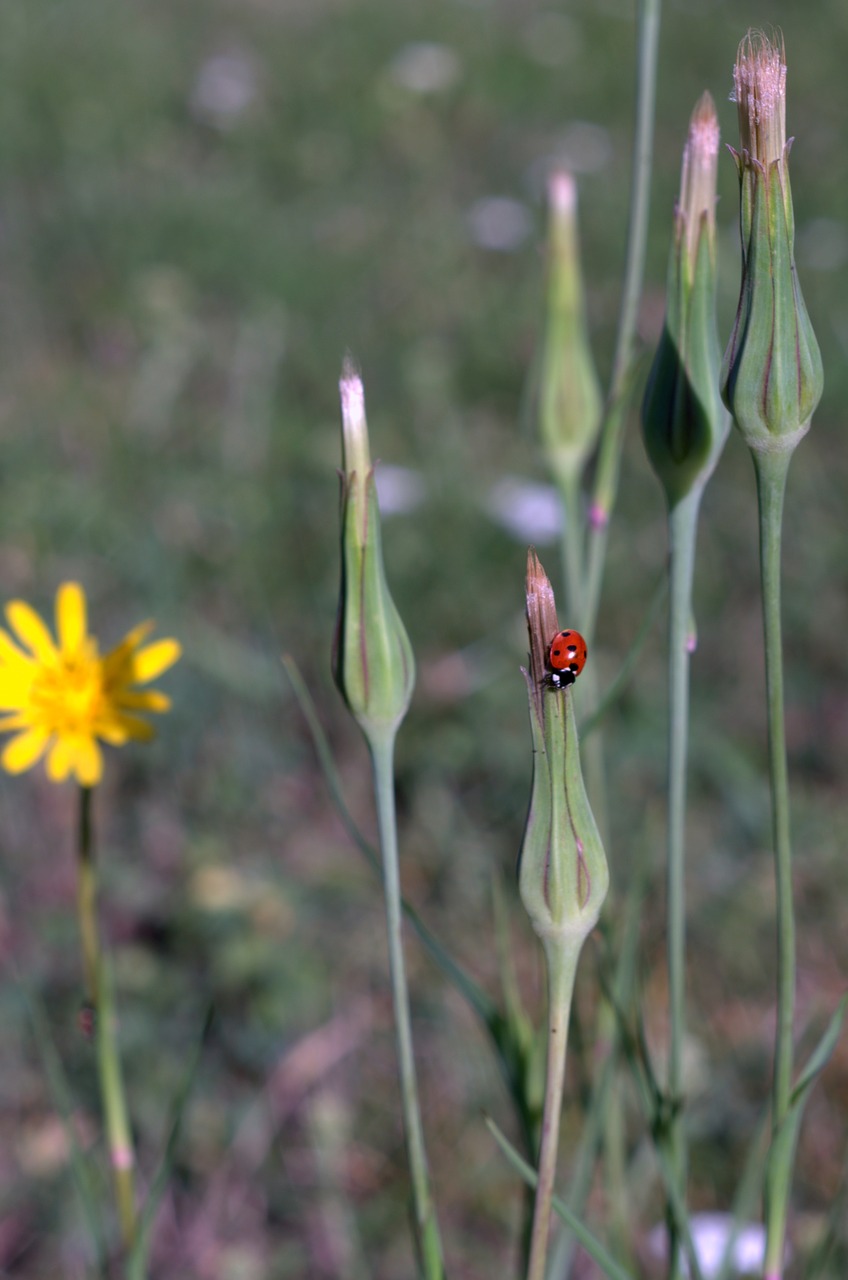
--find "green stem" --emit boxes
[609,0,660,402]
[665,490,700,1278]
[754,450,796,1280]
[526,939,580,1280]
[77,786,138,1256]
[560,472,584,623]
[550,865,646,1279]
[371,737,445,1280]
[584,0,660,639]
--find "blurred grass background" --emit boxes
[1,0,847,1276]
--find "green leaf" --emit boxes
[18,976,108,1275]
[127,1006,215,1280]
[766,996,847,1231]
[485,1116,634,1280]
[791,996,847,1106]
[282,654,497,1031]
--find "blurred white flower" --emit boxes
[387,42,462,94]
[190,50,259,128]
[554,121,613,174]
[486,478,562,544]
[374,464,426,516]
[467,197,533,252]
[648,1213,769,1278]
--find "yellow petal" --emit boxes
[5,602,58,663]
[115,689,171,713]
[57,582,88,654]
[98,722,130,745]
[0,674,32,708]
[0,712,30,730]
[130,638,182,685]
[69,736,103,787]
[76,743,103,786]
[111,712,156,742]
[0,628,33,670]
[2,726,50,774]
[102,622,155,681]
[46,737,74,782]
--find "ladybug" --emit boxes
[544,629,587,690]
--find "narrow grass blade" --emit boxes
[127,1005,215,1280]
[765,994,848,1253]
[791,996,847,1105]
[805,1150,848,1279]
[713,1109,769,1280]
[18,977,108,1274]
[282,653,497,1027]
[601,979,706,1280]
[485,1115,634,1280]
[579,573,666,740]
[551,863,649,1279]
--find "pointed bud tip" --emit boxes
[339,359,370,475]
[731,30,786,165]
[680,91,720,260]
[548,169,576,215]
[340,363,365,425]
[688,92,719,160]
[524,548,558,711]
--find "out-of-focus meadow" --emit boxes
[1,1,847,1276]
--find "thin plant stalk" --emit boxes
[77,786,138,1254]
[665,488,700,1277]
[584,0,661,635]
[78,787,100,1007]
[610,0,661,400]
[560,472,584,624]
[571,5,660,1260]
[370,737,445,1280]
[754,450,796,1279]
[551,878,646,1280]
[526,941,580,1280]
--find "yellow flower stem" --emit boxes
[78,788,100,1008]
[77,786,138,1255]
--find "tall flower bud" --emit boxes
[538,172,603,490]
[721,32,823,453]
[642,93,729,508]
[333,362,415,746]
[519,550,608,943]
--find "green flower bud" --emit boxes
[519,550,608,943]
[721,33,824,454]
[642,93,729,508]
[538,172,602,489]
[333,363,415,746]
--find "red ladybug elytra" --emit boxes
[544,629,587,690]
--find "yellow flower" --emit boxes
[0,582,181,786]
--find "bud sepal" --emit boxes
[333,367,415,747]
[721,33,823,454]
[538,172,603,491]
[642,93,729,508]
[519,550,608,945]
